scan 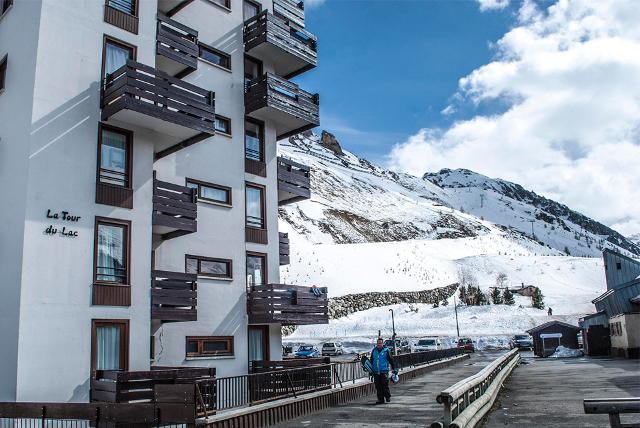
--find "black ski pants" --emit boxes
[373,372,390,402]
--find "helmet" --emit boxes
[390,373,399,384]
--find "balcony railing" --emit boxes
[152,176,197,240]
[101,60,215,154]
[151,270,197,322]
[244,10,316,78]
[273,0,305,29]
[279,232,290,266]
[156,13,199,74]
[248,284,328,325]
[278,156,310,205]
[245,73,319,140]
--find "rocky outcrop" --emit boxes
[320,130,344,156]
[328,283,459,319]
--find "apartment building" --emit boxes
[0,0,327,402]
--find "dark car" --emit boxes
[512,334,533,350]
[457,338,475,353]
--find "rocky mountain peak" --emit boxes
[320,130,344,156]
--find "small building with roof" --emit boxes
[527,321,582,357]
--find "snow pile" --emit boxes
[549,346,583,358]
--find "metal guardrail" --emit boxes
[584,398,640,428]
[432,348,520,428]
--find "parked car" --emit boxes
[512,334,533,351]
[414,338,444,352]
[321,342,344,356]
[457,338,475,353]
[384,338,411,354]
[294,345,320,358]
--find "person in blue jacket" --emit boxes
[370,337,396,404]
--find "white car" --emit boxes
[321,342,344,356]
[414,338,444,352]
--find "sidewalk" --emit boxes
[481,355,640,427]
[272,351,504,427]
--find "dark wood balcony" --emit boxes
[156,13,199,77]
[151,270,197,322]
[152,176,197,240]
[273,0,305,29]
[101,60,215,156]
[278,156,310,205]
[279,232,290,266]
[245,73,319,140]
[244,10,316,79]
[248,284,328,325]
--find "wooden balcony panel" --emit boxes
[104,4,138,34]
[248,284,328,326]
[273,0,305,29]
[95,182,133,209]
[245,73,319,140]
[151,270,198,322]
[156,13,199,74]
[277,156,310,205]
[152,177,197,240]
[279,232,290,266]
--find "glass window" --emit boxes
[210,0,231,9]
[186,336,233,357]
[199,44,231,70]
[186,179,231,205]
[186,255,232,279]
[244,56,262,86]
[243,0,261,20]
[104,39,134,78]
[0,55,6,92]
[245,120,263,161]
[95,220,128,284]
[246,185,264,228]
[99,126,130,187]
[214,115,231,135]
[246,253,266,287]
[92,320,128,373]
[107,0,136,15]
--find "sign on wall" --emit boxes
[44,209,81,237]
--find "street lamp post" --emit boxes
[389,308,397,356]
[453,294,460,338]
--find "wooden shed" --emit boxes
[527,321,581,357]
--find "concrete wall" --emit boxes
[0,0,43,401]
[610,313,640,357]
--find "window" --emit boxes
[0,55,6,93]
[616,262,622,270]
[1,0,12,16]
[214,115,231,135]
[243,0,261,20]
[91,320,129,374]
[186,336,234,357]
[246,252,266,287]
[244,55,262,86]
[98,124,131,188]
[103,37,136,78]
[209,0,231,9]
[106,0,136,15]
[246,183,265,229]
[199,43,231,71]
[94,218,130,284]
[248,326,269,361]
[245,119,264,162]
[186,179,231,206]
[186,255,232,279]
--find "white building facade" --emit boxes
[0,0,324,402]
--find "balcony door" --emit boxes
[248,325,269,362]
[91,320,129,375]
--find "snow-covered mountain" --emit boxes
[277,131,639,341]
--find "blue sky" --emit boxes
[294,0,516,163]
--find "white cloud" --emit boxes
[387,0,640,236]
[304,0,326,9]
[477,0,510,12]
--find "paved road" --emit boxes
[273,351,504,427]
[482,354,640,427]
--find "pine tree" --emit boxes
[503,288,515,305]
[532,287,545,309]
[442,298,449,307]
[564,246,571,255]
[477,287,488,305]
[490,287,503,304]
[432,300,440,308]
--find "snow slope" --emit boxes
[277,131,637,342]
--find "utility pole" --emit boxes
[528,219,535,239]
[453,295,460,338]
[389,308,397,356]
